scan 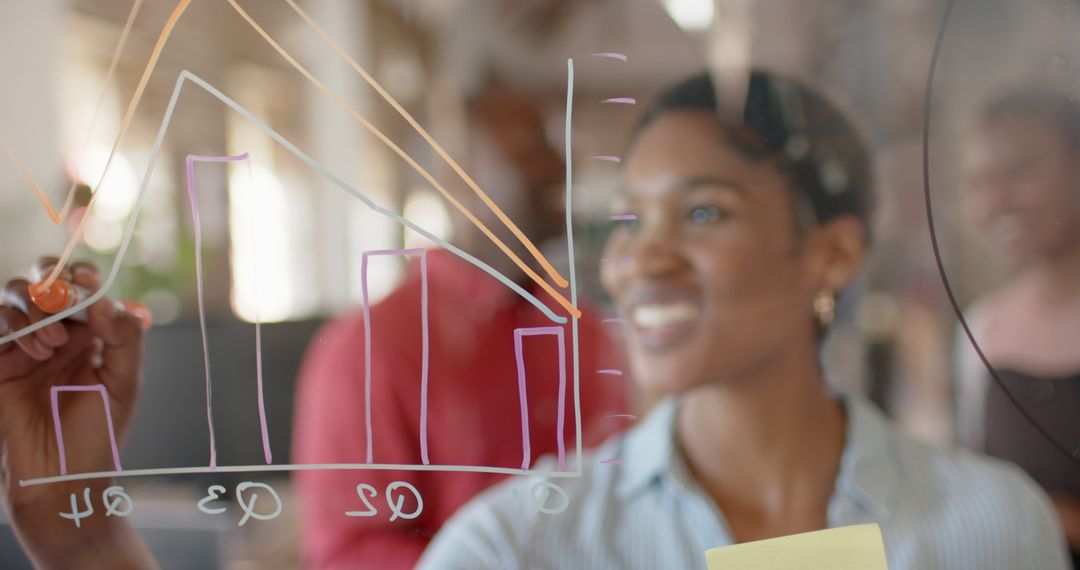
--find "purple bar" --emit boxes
[513,326,567,471]
[187,152,273,467]
[602,97,637,105]
[51,385,123,476]
[361,248,430,464]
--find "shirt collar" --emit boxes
[615,397,680,499]
[613,393,898,521]
[834,394,897,520]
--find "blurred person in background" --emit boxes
[958,87,1080,566]
[290,84,627,568]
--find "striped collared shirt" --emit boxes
[419,395,1069,569]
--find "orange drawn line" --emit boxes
[227,0,580,318]
[282,0,569,290]
[0,0,145,226]
[0,137,62,223]
[45,0,193,289]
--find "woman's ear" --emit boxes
[809,215,866,293]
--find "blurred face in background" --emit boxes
[600,111,826,394]
[462,88,566,246]
[966,117,1080,265]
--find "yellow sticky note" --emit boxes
[705,523,889,570]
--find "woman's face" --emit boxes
[966,118,1080,264]
[601,111,831,395]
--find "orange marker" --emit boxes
[28,279,152,330]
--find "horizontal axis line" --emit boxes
[20,463,583,487]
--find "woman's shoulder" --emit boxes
[869,394,1047,506]
[871,405,1066,558]
[847,399,1067,566]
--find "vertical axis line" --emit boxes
[565,58,583,474]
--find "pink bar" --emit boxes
[596,369,623,376]
[602,97,637,105]
[361,249,430,465]
[51,385,123,476]
[591,155,621,163]
[513,326,567,471]
[590,52,628,62]
[186,152,274,468]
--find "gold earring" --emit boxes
[813,290,836,327]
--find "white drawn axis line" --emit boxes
[19,463,583,487]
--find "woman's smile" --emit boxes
[623,286,704,350]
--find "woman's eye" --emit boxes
[687,205,727,224]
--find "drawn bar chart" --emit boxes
[361,248,430,465]
[18,57,582,487]
[51,385,123,476]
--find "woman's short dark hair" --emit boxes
[631,70,874,235]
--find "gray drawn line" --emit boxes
[0,70,567,350]
[20,463,582,487]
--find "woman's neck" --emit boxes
[676,343,846,541]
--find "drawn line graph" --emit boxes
[43,0,193,290]
[227,0,578,318]
[280,0,569,290]
[18,57,584,487]
[3,0,579,320]
[0,73,569,350]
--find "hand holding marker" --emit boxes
[27,266,151,330]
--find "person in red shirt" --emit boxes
[291,87,628,568]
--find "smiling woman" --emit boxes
[417,71,1071,569]
[603,72,871,398]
